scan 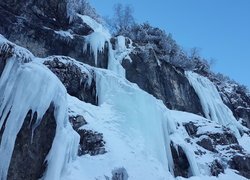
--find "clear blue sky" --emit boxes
[90,0,250,88]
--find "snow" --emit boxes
[0,55,79,180]
[1,34,249,180]
[60,66,205,180]
[78,14,126,77]
[114,35,133,64]
[185,71,245,138]
[238,134,250,154]
[54,30,74,39]
[176,169,247,180]
[116,35,126,52]
[0,34,34,61]
[77,14,110,37]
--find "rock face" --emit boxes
[0,0,109,68]
[77,129,106,156]
[230,155,250,179]
[210,160,224,177]
[0,0,204,115]
[123,47,204,115]
[43,56,97,105]
[69,114,106,156]
[170,142,190,178]
[1,1,250,180]
[183,119,250,178]
[0,107,56,180]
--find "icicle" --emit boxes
[0,56,79,180]
[185,71,244,138]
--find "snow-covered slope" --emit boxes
[43,57,247,180]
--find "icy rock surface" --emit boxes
[122,46,204,115]
[0,36,79,180]
[185,71,246,138]
[42,56,97,105]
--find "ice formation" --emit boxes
[83,31,108,66]
[0,44,79,180]
[0,34,248,179]
[59,63,204,179]
[185,71,244,138]
[80,15,126,77]
[63,63,247,179]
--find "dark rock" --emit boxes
[77,129,106,156]
[208,132,238,146]
[197,138,217,152]
[230,144,244,153]
[111,167,129,180]
[0,1,109,68]
[69,115,87,131]
[44,57,97,105]
[83,41,109,69]
[210,160,224,176]
[0,57,6,77]
[236,107,250,128]
[123,47,204,115]
[6,105,56,180]
[184,122,198,136]
[230,155,250,179]
[170,142,191,178]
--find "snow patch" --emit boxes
[54,30,74,39]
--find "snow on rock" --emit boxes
[238,134,250,154]
[185,71,245,138]
[54,30,74,39]
[1,34,249,180]
[0,39,79,179]
[114,35,133,64]
[77,14,110,37]
[0,34,34,61]
[79,15,126,77]
[62,64,247,179]
[60,65,205,180]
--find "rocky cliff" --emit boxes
[0,1,250,180]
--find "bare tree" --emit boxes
[108,3,135,34]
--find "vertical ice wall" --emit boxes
[80,15,126,77]
[0,56,79,180]
[94,69,200,178]
[185,71,243,138]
